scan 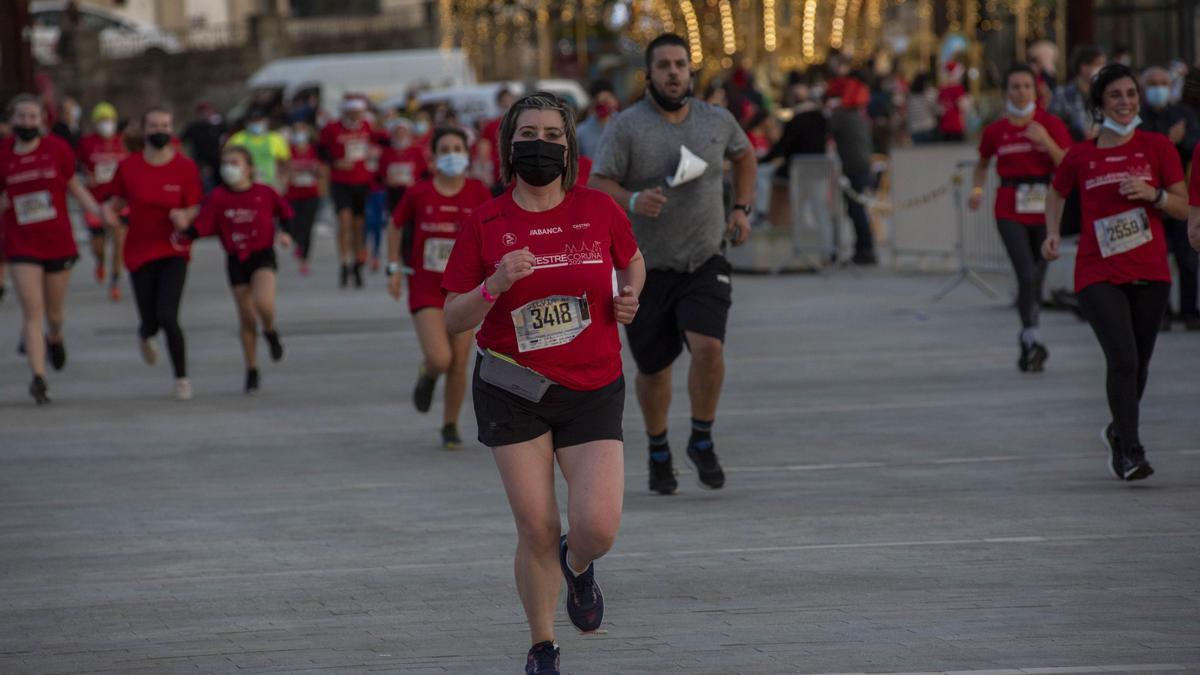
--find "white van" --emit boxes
[241,49,475,122]
[379,79,590,127]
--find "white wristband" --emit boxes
[1155,189,1169,209]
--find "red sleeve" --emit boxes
[977,122,997,160]
[605,194,638,269]
[192,192,219,238]
[1190,144,1200,206]
[391,181,418,229]
[1052,145,1081,197]
[183,161,203,207]
[1156,134,1185,187]
[441,209,486,294]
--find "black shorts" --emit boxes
[472,358,625,449]
[7,255,79,273]
[625,254,733,375]
[331,182,370,216]
[226,248,277,287]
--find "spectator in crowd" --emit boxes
[827,67,878,265]
[181,101,227,193]
[1141,65,1200,330]
[907,73,940,143]
[576,80,619,159]
[1111,45,1133,67]
[1050,45,1106,141]
[937,60,971,142]
[478,86,514,192]
[50,97,82,148]
[1027,39,1059,108]
[703,80,729,108]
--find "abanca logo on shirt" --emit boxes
[529,227,564,236]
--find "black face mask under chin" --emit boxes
[13,126,40,142]
[647,78,692,112]
[511,139,566,187]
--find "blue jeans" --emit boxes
[364,188,388,258]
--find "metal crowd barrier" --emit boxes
[931,160,1013,301]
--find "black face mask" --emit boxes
[13,125,40,142]
[511,139,566,187]
[647,75,693,112]
[146,132,171,149]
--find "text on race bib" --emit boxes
[511,294,592,353]
[1015,183,1047,214]
[94,162,118,185]
[344,140,368,162]
[387,163,415,186]
[291,171,317,187]
[1094,207,1152,258]
[13,191,57,226]
[422,237,455,273]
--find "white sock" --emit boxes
[1021,327,1041,347]
[566,548,589,576]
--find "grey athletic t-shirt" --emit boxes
[592,97,751,272]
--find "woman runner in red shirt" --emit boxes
[0,94,103,404]
[969,64,1072,372]
[178,146,294,394]
[442,93,645,675]
[386,127,490,447]
[1044,64,1189,481]
[104,106,204,401]
[77,101,128,300]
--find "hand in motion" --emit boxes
[276,232,293,249]
[1042,233,1061,261]
[387,271,403,301]
[968,189,984,211]
[613,285,639,325]
[634,187,668,218]
[726,208,751,246]
[488,247,536,295]
[1024,121,1052,149]
[1118,177,1157,203]
[168,208,192,231]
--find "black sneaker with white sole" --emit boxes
[1102,424,1123,480]
[686,440,726,489]
[559,534,603,632]
[648,455,678,495]
[1123,444,1154,481]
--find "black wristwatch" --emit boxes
[733,203,753,216]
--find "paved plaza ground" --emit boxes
[1,237,1198,674]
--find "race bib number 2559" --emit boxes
[1094,207,1152,258]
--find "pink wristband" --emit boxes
[480,281,499,303]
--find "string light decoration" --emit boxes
[762,0,776,52]
[680,0,703,65]
[658,0,675,33]
[830,0,849,49]
[718,0,736,55]
[802,0,819,62]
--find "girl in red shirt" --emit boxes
[969,64,1072,372]
[283,122,323,275]
[386,127,490,447]
[0,94,103,404]
[104,106,204,401]
[179,146,294,394]
[441,93,645,673]
[77,101,128,299]
[1044,64,1189,482]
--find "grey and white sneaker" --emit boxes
[140,337,158,365]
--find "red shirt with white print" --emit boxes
[978,110,1072,224]
[378,144,428,190]
[393,177,490,313]
[319,119,381,185]
[442,186,639,391]
[111,152,203,272]
[77,132,128,203]
[285,144,322,201]
[0,134,78,261]
[1052,130,1184,291]
[192,184,294,262]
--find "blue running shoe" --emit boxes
[559,535,603,632]
[525,641,559,675]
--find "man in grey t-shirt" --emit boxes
[591,32,755,496]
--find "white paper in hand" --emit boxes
[666,145,709,187]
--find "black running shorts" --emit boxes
[7,255,79,273]
[225,248,277,287]
[331,182,370,216]
[472,358,625,449]
[625,254,733,375]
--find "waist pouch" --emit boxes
[478,349,556,403]
[1000,175,1051,188]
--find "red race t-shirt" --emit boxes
[393,177,491,313]
[938,83,967,135]
[442,186,639,391]
[112,152,203,272]
[0,135,78,261]
[319,120,381,185]
[193,184,294,261]
[1052,130,1184,291]
[379,144,428,190]
[1190,143,1200,206]
[285,144,322,201]
[482,117,503,185]
[978,110,1072,225]
[77,133,128,202]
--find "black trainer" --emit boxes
[648,455,678,495]
[559,534,604,632]
[47,339,66,371]
[687,440,726,489]
[1018,340,1032,372]
[339,264,349,288]
[1026,343,1048,372]
[1102,424,1123,480]
[441,423,463,449]
[352,262,365,288]
[413,365,437,413]
[245,368,260,394]
[525,641,559,675]
[1123,445,1154,482]
[30,375,50,405]
[264,330,284,362]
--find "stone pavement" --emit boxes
[1,237,1198,674]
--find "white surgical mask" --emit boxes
[436,152,469,177]
[291,130,309,146]
[1006,100,1036,117]
[96,120,117,138]
[414,121,430,135]
[1101,114,1142,136]
[247,122,267,135]
[221,163,246,185]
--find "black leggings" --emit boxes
[131,256,188,378]
[1076,281,1170,451]
[289,197,320,261]
[997,220,1047,329]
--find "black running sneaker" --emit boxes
[525,641,560,675]
[245,368,260,394]
[352,262,365,288]
[559,535,603,632]
[30,375,50,405]
[1017,340,1032,372]
[47,339,66,371]
[648,455,678,495]
[1123,444,1154,482]
[1026,343,1048,372]
[687,440,726,489]
[1102,424,1123,480]
[441,423,463,449]
[264,330,284,362]
[413,365,436,413]
[339,264,349,288]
